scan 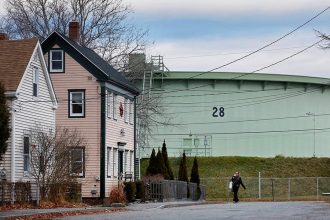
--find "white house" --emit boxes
[0,34,57,200]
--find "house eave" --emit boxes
[4,91,18,99]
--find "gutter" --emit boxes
[5,91,18,98]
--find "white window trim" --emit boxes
[113,94,118,120]
[69,91,85,117]
[49,50,64,72]
[113,148,117,178]
[130,151,134,174]
[124,98,129,123]
[129,100,133,125]
[107,92,113,119]
[124,150,128,173]
[107,147,112,177]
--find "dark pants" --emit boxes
[233,188,239,202]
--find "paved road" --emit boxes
[57,201,330,220]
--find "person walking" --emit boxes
[231,171,246,203]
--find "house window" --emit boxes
[107,147,112,177]
[124,98,129,123]
[129,100,133,125]
[49,50,64,72]
[113,94,118,120]
[70,147,84,177]
[69,90,85,118]
[33,68,39,97]
[23,136,30,175]
[107,92,113,119]
[113,148,117,177]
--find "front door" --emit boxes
[118,151,124,177]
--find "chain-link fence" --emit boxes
[201,177,330,201]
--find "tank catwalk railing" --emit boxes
[202,177,330,201]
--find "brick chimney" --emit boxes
[0,32,9,41]
[69,21,80,42]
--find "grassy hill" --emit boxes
[141,156,330,178]
[140,156,330,200]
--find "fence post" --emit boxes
[316,177,319,201]
[271,179,274,202]
[288,178,291,201]
[258,172,261,199]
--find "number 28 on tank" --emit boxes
[212,107,225,117]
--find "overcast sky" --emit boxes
[125,0,330,78]
[1,1,329,77]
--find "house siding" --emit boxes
[1,45,56,195]
[45,48,101,198]
[105,94,135,196]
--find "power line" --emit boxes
[155,86,307,98]
[156,86,320,106]
[149,39,327,97]
[136,5,329,97]
[169,6,330,82]
[231,39,325,80]
[148,112,330,126]
[154,127,330,136]
[147,87,321,115]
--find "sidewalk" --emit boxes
[0,200,206,219]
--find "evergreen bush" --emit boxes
[146,148,157,176]
[135,181,145,201]
[162,140,174,180]
[124,181,136,202]
[190,157,200,186]
[178,152,188,182]
[156,148,166,178]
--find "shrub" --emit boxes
[135,181,145,201]
[162,140,174,180]
[124,182,136,202]
[146,148,158,176]
[109,185,127,204]
[190,157,200,186]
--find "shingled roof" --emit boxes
[42,32,139,94]
[0,38,38,92]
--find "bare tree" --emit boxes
[126,54,173,157]
[1,0,147,69]
[28,126,84,202]
[317,31,330,49]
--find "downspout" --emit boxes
[100,84,106,199]
[133,97,137,181]
[10,99,16,204]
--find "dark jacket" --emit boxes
[231,175,246,190]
